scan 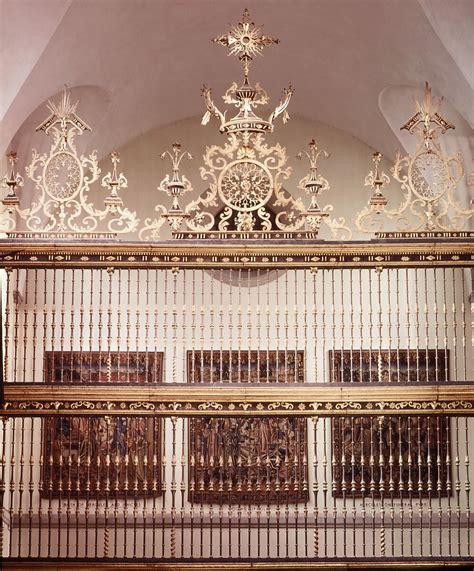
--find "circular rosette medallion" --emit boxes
[218,159,273,212]
[408,150,449,202]
[44,151,83,201]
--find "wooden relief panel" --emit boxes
[44,351,163,384]
[42,416,161,498]
[187,349,304,384]
[330,349,450,497]
[41,351,163,497]
[188,350,308,503]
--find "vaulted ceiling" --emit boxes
[1,0,473,162]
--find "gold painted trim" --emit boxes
[3,560,474,569]
[3,383,474,417]
[0,238,472,269]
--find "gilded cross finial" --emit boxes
[212,8,279,82]
[401,82,454,150]
[202,9,292,135]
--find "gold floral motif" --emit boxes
[129,402,156,411]
[69,401,96,410]
[267,401,294,411]
[18,401,45,410]
[238,403,252,411]
[168,402,182,411]
[334,402,362,410]
[197,402,224,411]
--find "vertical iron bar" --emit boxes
[433,268,440,382]
[442,268,449,382]
[464,416,471,555]
[27,418,35,558]
[414,269,421,382]
[379,417,386,557]
[161,417,167,558]
[12,270,20,384]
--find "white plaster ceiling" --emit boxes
[1,0,473,163]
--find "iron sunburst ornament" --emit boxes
[212,8,279,81]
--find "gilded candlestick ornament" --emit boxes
[356,82,471,234]
[160,143,193,231]
[139,144,193,239]
[296,139,351,237]
[1,151,24,211]
[102,151,127,211]
[364,152,390,212]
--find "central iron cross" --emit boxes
[212,8,279,82]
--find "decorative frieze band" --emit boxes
[2,384,473,417]
[0,238,472,269]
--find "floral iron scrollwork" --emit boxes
[0,89,138,236]
[356,82,471,234]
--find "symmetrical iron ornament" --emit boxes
[158,9,350,239]
[356,83,472,233]
[1,17,471,242]
[0,89,138,236]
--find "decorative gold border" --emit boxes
[2,384,474,417]
[3,559,474,569]
[0,238,472,269]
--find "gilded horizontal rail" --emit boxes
[3,558,474,569]
[2,383,474,416]
[0,238,472,269]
